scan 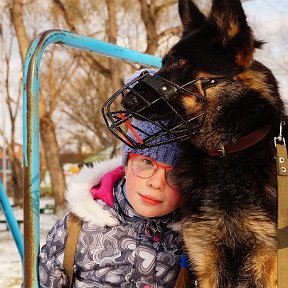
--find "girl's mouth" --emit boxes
[139,194,162,205]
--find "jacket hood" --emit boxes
[65,157,122,227]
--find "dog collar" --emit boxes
[208,124,272,157]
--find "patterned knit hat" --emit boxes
[124,68,157,86]
[121,119,182,167]
[121,69,182,167]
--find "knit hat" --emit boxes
[121,119,182,167]
[124,68,157,86]
[121,69,182,167]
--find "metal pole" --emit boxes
[0,179,24,262]
[23,29,162,287]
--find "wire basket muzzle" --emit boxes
[101,73,206,148]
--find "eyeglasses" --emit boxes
[129,153,177,188]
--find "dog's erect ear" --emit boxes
[209,0,262,68]
[179,0,205,32]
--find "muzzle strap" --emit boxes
[139,75,178,99]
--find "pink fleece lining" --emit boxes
[90,166,125,207]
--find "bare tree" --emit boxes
[49,0,181,152]
[10,0,66,212]
[51,0,125,155]
[0,27,23,206]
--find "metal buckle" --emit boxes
[218,145,227,157]
[274,120,286,147]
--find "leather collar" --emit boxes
[208,124,272,157]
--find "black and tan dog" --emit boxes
[119,0,288,287]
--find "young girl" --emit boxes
[39,118,183,287]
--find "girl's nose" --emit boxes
[147,168,166,190]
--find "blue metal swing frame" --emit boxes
[22,29,162,287]
[0,179,24,262]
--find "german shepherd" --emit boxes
[120,0,288,287]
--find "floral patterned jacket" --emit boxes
[39,157,183,288]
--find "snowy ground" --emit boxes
[0,198,61,288]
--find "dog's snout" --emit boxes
[121,93,138,111]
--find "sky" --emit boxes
[243,0,288,109]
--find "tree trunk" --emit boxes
[5,143,24,207]
[11,157,24,207]
[106,0,122,155]
[107,0,122,91]
[40,112,66,212]
[40,139,47,183]
[10,0,30,62]
[138,0,159,55]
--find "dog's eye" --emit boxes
[178,59,187,66]
[201,78,219,89]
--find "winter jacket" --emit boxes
[39,157,183,288]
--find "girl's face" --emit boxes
[125,154,181,218]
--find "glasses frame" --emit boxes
[129,153,177,189]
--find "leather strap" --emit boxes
[276,141,288,288]
[63,213,82,288]
[208,125,271,156]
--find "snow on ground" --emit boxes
[0,198,61,288]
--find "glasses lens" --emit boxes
[166,169,177,188]
[131,154,178,189]
[132,155,157,178]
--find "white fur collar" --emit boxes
[65,157,122,227]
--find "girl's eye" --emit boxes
[167,169,176,180]
[178,59,187,66]
[143,158,154,166]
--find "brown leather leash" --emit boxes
[275,120,288,288]
[63,213,82,288]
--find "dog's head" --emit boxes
[119,0,284,150]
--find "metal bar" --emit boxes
[22,29,162,287]
[0,179,24,262]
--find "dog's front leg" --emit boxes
[243,247,277,288]
[183,221,221,288]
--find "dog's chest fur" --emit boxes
[177,140,278,286]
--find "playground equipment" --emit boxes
[0,179,24,262]
[22,29,162,287]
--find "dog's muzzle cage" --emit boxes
[101,71,207,148]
